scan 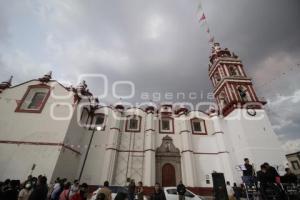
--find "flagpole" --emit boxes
[196,0,216,46]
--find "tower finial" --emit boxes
[114,98,124,110]
[212,42,221,53]
[0,75,13,92]
[76,80,87,92]
[6,76,13,86]
[38,71,52,83]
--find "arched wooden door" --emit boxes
[162,163,176,187]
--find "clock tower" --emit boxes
[207,43,287,176]
[208,42,266,116]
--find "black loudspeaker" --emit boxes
[212,173,229,200]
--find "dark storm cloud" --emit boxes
[0,0,299,151]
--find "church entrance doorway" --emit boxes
[156,135,181,186]
[162,163,176,187]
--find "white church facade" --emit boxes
[0,43,287,194]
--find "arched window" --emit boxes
[229,65,239,76]
[159,117,174,134]
[125,115,141,132]
[214,72,221,83]
[191,118,207,135]
[237,86,250,101]
[80,108,90,128]
[91,113,106,130]
[15,84,50,113]
[219,92,228,109]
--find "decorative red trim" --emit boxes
[246,85,255,101]
[159,117,174,134]
[0,140,81,155]
[125,115,142,132]
[214,79,251,96]
[15,84,51,113]
[240,64,247,77]
[190,118,207,135]
[221,101,264,117]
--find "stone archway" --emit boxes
[156,135,181,186]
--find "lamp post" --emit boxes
[78,125,102,181]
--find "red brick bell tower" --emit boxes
[208,42,266,116]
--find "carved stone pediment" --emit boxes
[156,135,180,157]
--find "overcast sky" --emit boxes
[0,0,300,153]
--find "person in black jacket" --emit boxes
[128,179,136,200]
[151,183,166,200]
[264,162,280,183]
[28,176,48,200]
[282,168,298,184]
[2,179,19,200]
[176,181,186,200]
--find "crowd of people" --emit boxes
[0,175,89,200]
[1,160,299,200]
[225,158,299,200]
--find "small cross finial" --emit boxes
[7,76,13,86]
[0,75,13,90]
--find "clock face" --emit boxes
[247,108,256,116]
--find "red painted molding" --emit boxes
[159,117,174,134]
[0,140,81,155]
[15,84,51,113]
[190,118,207,135]
[125,115,142,133]
[221,100,264,117]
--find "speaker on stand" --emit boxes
[212,172,229,200]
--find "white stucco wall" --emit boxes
[224,108,288,183]
[0,82,287,189]
[0,80,76,182]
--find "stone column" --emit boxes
[101,111,121,183]
[210,113,235,183]
[143,110,156,186]
[180,115,197,186]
